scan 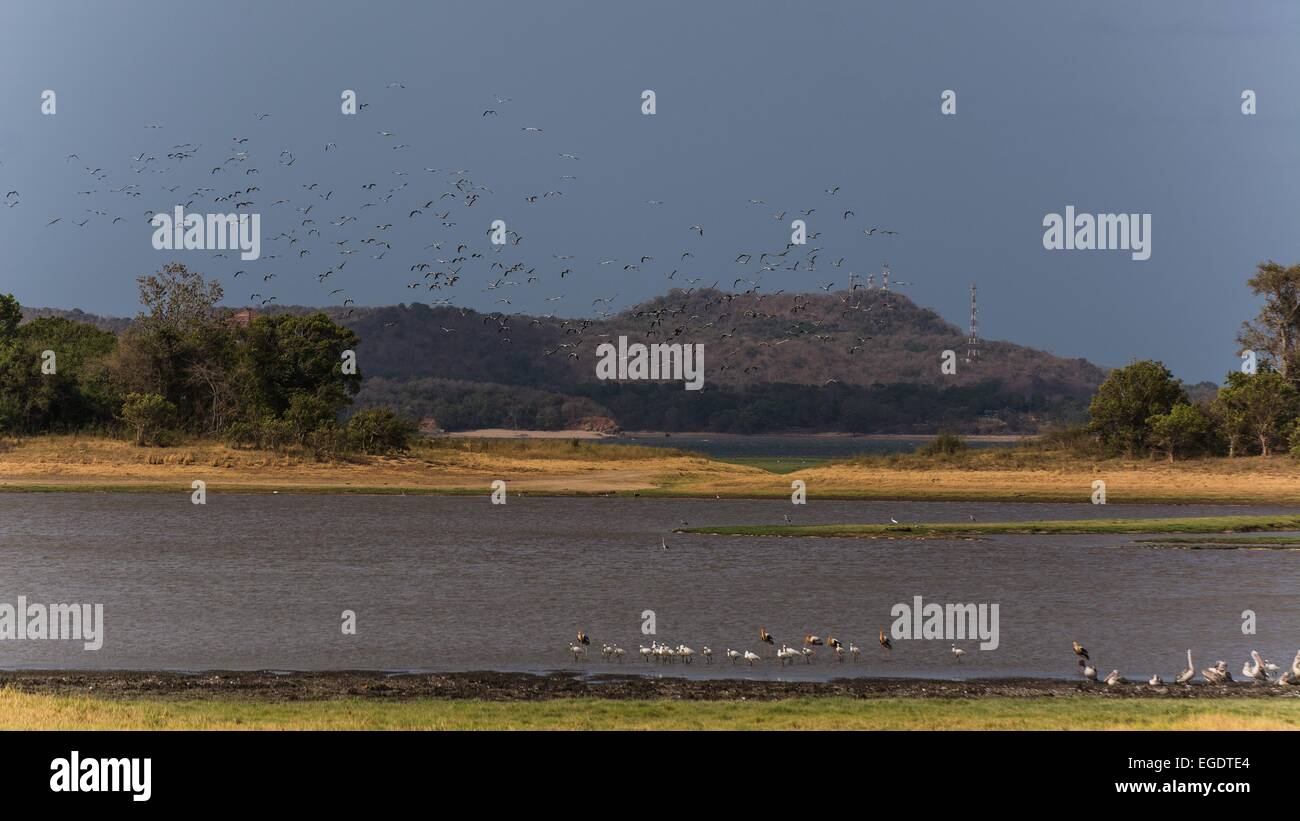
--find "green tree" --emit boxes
[119,392,177,446]
[346,408,416,455]
[1239,261,1300,383]
[0,294,22,339]
[122,263,227,419]
[242,313,361,418]
[1147,402,1212,462]
[1213,370,1298,456]
[1210,375,1252,457]
[1088,360,1187,457]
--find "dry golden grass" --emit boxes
[1,435,1298,504]
[0,434,751,495]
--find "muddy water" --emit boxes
[0,493,1295,680]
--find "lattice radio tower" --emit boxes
[965,282,980,363]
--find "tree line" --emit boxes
[6,259,1300,459]
[1085,261,1300,460]
[0,264,413,455]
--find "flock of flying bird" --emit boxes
[1070,640,1300,686]
[566,632,1300,686]
[13,84,906,364]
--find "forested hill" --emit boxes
[28,289,1108,434]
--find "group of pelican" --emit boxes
[1073,642,1300,686]
[569,628,971,667]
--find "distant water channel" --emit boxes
[601,433,1019,461]
[0,493,1295,681]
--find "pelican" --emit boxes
[1104,670,1125,686]
[1290,649,1300,680]
[1072,641,1089,661]
[1202,661,1232,684]
[726,648,741,664]
[1243,650,1269,684]
[1148,673,1163,686]
[951,644,966,663]
[743,650,761,666]
[1078,659,1097,681]
[1175,650,1195,685]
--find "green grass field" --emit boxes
[681,514,1300,539]
[1138,535,1300,545]
[0,690,1294,730]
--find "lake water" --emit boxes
[0,493,1295,681]
[603,433,1016,459]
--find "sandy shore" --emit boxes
[0,669,1293,702]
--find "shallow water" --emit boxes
[0,493,1295,681]
[602,433,1012,459]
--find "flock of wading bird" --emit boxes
[1071,642,1300,687]
[566,632,1300,685]
[568,628,962,667]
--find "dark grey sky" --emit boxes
[1,0,1296,383]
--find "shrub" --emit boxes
[119,392,176,446]
[918,431,967,456]
[346,408,416,455]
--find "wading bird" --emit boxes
[1175,650,1195,685]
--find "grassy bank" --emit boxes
[1,690,1294,730]
[4,435,1300,504]
[681,514,1300,538]
[1137,535,1300,547]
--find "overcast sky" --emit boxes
[0,0,1297,383]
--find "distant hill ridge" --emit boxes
[25,289,1109,434]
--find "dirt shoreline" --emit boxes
[0,669,1294,702]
